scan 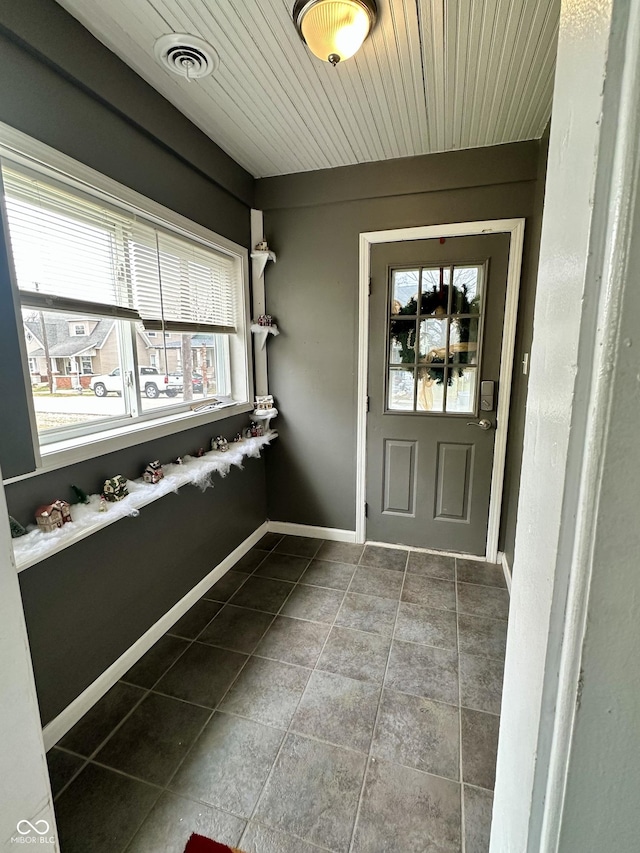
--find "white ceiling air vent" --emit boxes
[154,34,219,81]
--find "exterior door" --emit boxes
[366,233,511,555]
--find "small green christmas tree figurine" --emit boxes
[70,484,89,505]
[9,516,26,538]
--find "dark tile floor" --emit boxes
[47,535,509,853]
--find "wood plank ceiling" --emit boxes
[55,0,559,178]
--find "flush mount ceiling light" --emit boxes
[293,0,377,66]
[154,33,219,80]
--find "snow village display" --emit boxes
[102,475,129,502]
[70,485,89,504]
[35,500,72,533]
[9,516,26,538]
[211,436,229,452]
[254,394,275,413]
[143,460,164,484]
[245,421,264,438]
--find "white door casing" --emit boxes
[356,220,526,561]
[491,0,640,849]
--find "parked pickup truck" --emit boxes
[89,367,183,399]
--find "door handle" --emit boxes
[467,418,493,430]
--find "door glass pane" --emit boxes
[419,318,448,364]
[23,308,128,434]
[449,318,479,365]
[452,265,482,313]
[421,267,450,316]
[391,269,420,315]
[389,318,416,365]
[386,262,485,415]
[388,367,415,411]
[417,366,445,412]
[446,367,477,413]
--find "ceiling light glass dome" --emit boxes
[293,0,377,66]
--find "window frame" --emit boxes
[0,122,253,473]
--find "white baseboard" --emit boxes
[366,539,491,560]
[42,520,269,751]
[268,521,357,543]
[501,551,512,593]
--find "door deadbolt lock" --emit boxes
[480,380,495,412]
[467,418,493,430]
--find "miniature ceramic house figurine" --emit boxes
[233,433,243,443]
[35,499,72,533]
[255,240,269,252]
[258,314,274,327]
[255,394,275,412]
[195,448,206,458]
[102,475,128,502]
[143,460,164,484]
[211,436,229,452]
[247,421,264,438]
[174,456,183,465]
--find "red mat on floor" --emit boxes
[183,834,245,853]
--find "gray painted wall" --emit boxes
[257,143,541,535]
[0,1,267,725]
[0,0,252,240]
[500,127,550,569]
[11,412,265,725]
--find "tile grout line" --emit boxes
[51,537,284,852]
[238,540,355,849]
[86,601,236,853]
[62,556,269,851]
[121,547,305,853]
[53,624,203,803]
[456,557,467,853]
[108,540,324,828]
[346,547,409,853]
[57,539,487,852]
[155,561,311,798]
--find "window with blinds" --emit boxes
[0,154,248,446]
[2,163,238,334]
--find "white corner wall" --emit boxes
[491,0,640,850]
[0,467,58,850]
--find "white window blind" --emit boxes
[1,162,238,333]
[1,164,140,320]
[129,225,237,334]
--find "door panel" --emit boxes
[383,439,418,514]
[366,234,511,555]
[435,442,473,521]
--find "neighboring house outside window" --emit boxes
[72,323,86,336]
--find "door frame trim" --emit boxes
[356,219,526,561]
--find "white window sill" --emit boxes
[12,431,276,572]
[4,401,254,484]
